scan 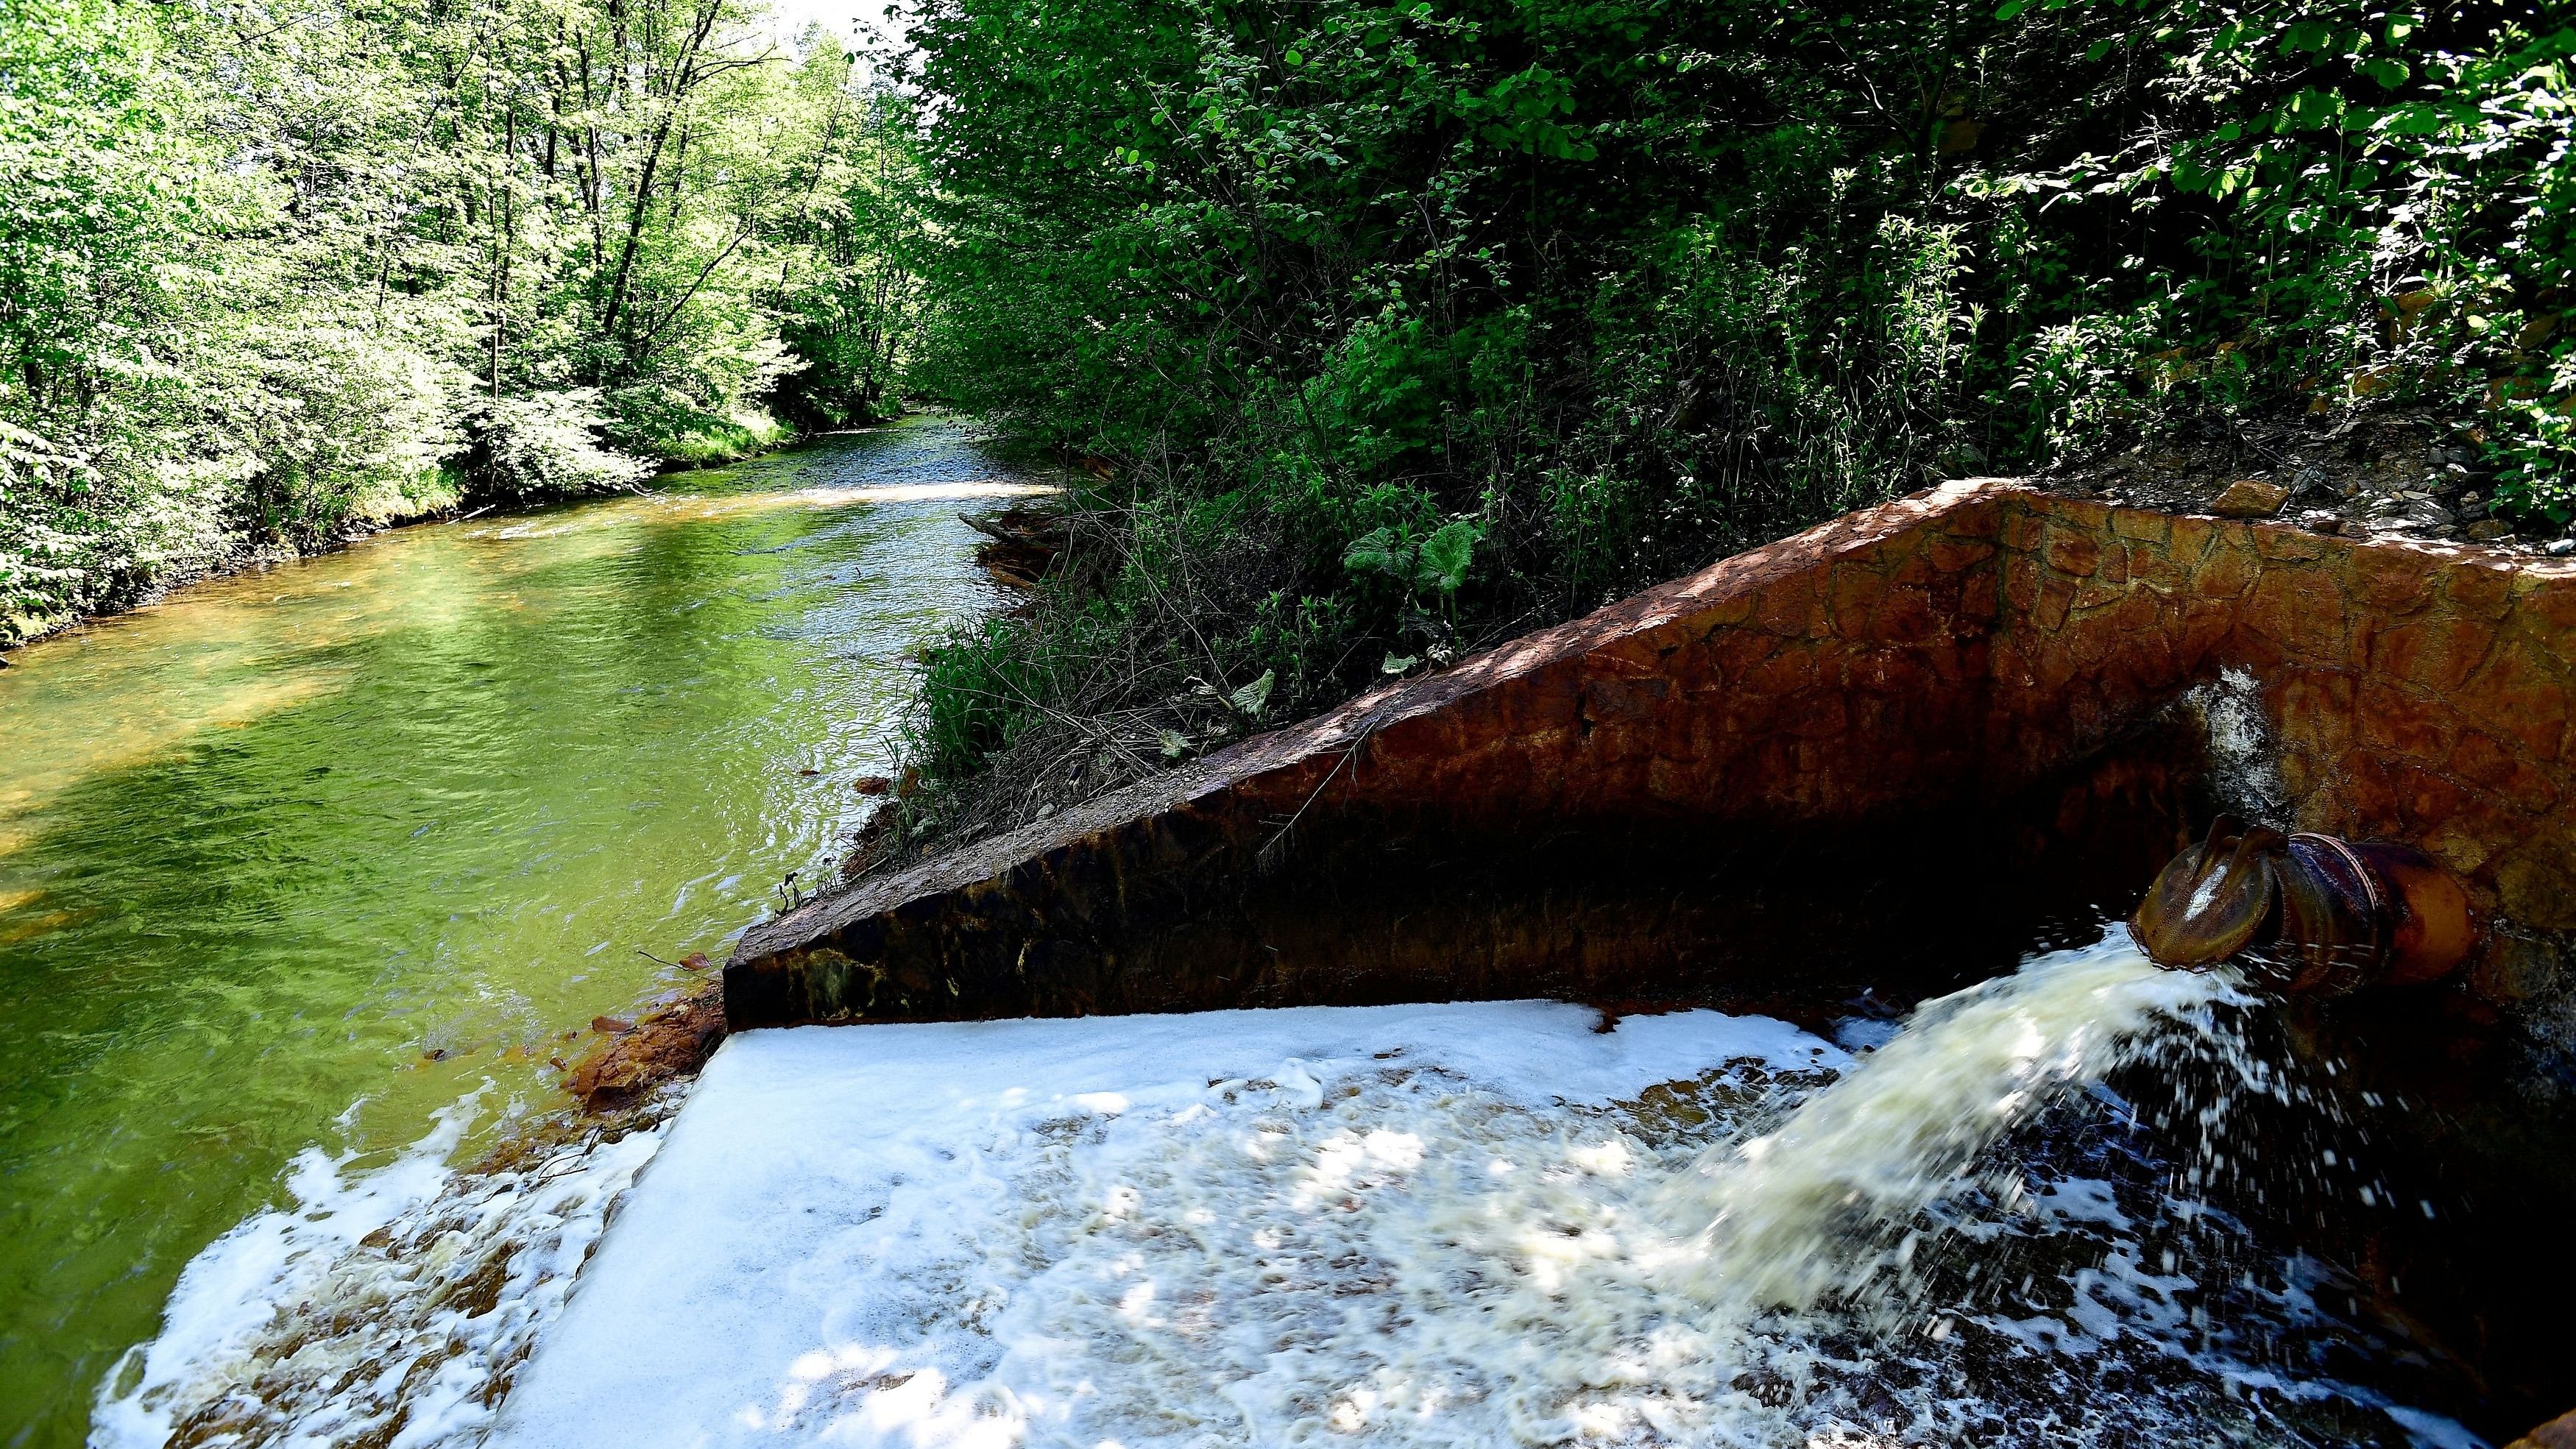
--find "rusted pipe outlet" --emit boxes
[2130,815,2480,995]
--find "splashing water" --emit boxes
[477,960,2460,1448]
[2185,665,2291,826]
[1671,933,2247,1314]
[91,1094,671,1449]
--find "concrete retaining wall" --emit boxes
[726,479,2576,1028]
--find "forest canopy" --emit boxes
[885,0,2575,835]
[0,0,921,638]
[5,0,2572,838]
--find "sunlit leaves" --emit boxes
[0,0,907,634]
[1340,515,1483,597]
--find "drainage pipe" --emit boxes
[2130,815,2480,995]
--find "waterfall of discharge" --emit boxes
[106,937,2460,1447]
[486,943,2459,1447]
[1666,932,2249,1319]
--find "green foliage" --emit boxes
[0,0,928,640]
[2005,0,2576,519]
[771,89,933,430]
[1343,518,1484,600]
[890,0,2576,818]
[911,610,1110,785]
[600,385,791,470]
[459,392,653,501]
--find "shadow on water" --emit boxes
[0,422,1016,1446]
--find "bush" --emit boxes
[599,385,792,471]
[456,392,651,503]
[884,0,2576,837]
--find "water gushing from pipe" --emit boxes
[1666,935,2248,1317]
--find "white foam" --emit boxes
[486,1001,1830,1448]
[93,1092,668,1448]
[484,986,2471,1448]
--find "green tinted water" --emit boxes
[0,422,1031,1446]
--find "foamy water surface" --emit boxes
[254,939,2474,1449]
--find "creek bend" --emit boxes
[0,421,1025,1446]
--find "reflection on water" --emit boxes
[0,420,1022,1446]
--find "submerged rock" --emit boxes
[565,985,725,1113]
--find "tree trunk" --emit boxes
[598,0,722,358]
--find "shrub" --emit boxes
[599,385,791,471]
[455,391,651,503]
[883,0,2576,835]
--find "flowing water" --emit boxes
[1673,938,2250,1314]
[940,942,2466,1446]
[0,419,1033,1447]
[187,933,2474,1448]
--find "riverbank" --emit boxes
[882,400,2574,894]
[0,409,836,659]
[0,481,455,656]
[0,421,1022,1446]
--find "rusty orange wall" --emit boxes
[733,478,2576,1011]
[1303,481,2576,926]
[1990,493,2576,928]
[1307,483,2007,825]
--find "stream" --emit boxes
[0,419,1032,1447]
